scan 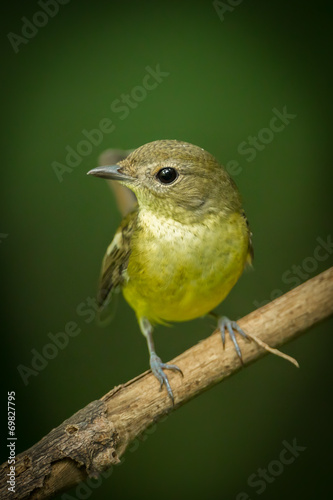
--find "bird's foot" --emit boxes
[217,315,250,364]
[149,352,183,404]
[216,315,299,368]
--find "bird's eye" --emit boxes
[156,167,178,184]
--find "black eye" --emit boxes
[156,167,178,184]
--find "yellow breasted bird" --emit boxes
[88,140,253,403]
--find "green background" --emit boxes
[1,1,332,499]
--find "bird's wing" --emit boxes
[97,207,138,313]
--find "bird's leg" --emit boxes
[209,312,251,365]
[139,317,183,404]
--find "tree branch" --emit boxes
[2,267,333,500]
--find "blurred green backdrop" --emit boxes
[1,1,333,499]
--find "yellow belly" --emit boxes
[122,210,249,324]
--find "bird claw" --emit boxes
[150,352,183,404]
[217,316,250,363]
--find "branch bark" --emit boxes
[2,267,333,500]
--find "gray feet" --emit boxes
[218,315,250,363]
[150,352,183,404]
[139,316,183,404]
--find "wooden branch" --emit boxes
[2,267,333,500]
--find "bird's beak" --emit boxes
[87,165,133,182]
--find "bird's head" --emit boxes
[88,140,241,221]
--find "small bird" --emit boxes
[88,140,254,403]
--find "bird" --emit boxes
[88,139,253,403]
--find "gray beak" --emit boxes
[87,165,132,182]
